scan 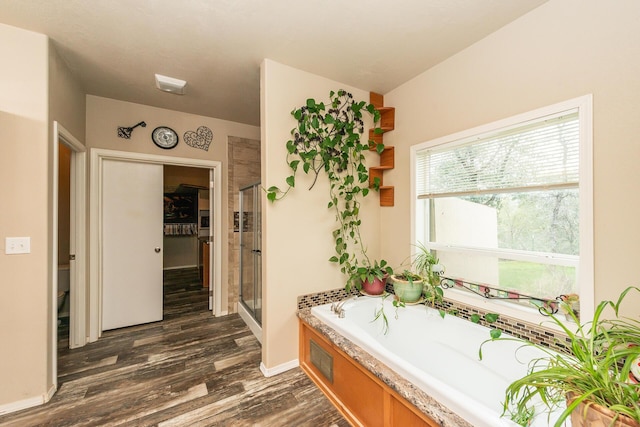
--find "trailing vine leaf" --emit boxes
[266,89,391,290]
[485,313,499,323]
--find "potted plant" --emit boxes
[479,286,640,427]
[412,242,444,306]
[266,89,390,292]
[352,259,393,296]
[390,270,425,303]
[390,243,444,305]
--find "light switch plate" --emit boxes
[6,237,30,254]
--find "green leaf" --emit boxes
[372,176,381,190]
[485,313,499,323]
[303,162,310,173]
[329,256,339,263]
[267,186,280,192]
[374,127,384,135]
[470,314,481,324]
[490,329,502,339]
[267,192,276,202]
[286,140,296,154]
[376,143,385,155]
[293,109,302,120]
[306,98,316,108]
[289,160,300,171]
[285,175,295,187]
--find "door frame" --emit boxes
[51,122,86,390]
[89,148,222,341]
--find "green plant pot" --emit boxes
[391,275,424,303]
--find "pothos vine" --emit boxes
[266,89,393,291]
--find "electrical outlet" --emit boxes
[6,237,30,254]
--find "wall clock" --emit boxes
[152,126,179,149]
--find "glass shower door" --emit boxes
[239,183,261,325]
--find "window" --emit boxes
[412,96,593,321]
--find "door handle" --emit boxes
[155,247,161,253]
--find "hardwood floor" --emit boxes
[0,269,348,427]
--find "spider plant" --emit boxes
[479,286,640,427]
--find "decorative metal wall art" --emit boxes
[117,121,146,139]
[439,276,571,317]
[184,126,213,151]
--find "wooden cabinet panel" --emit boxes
[300,320,436,427]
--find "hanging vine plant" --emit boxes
[267,89,392,291]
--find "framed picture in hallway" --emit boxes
[163,193,197,224]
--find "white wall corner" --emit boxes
[260,359,299,377]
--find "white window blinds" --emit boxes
[416,110,580,199]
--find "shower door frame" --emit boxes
[238,182,262,330]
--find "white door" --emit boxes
[102,159,163,330]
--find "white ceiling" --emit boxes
[0,0,546,126]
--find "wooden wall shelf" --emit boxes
[369,92,395,207]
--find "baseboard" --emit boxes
[45,383,56,402]
[260,359,299,377]
[0,383,55,416]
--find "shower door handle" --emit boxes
[155,247,161,253]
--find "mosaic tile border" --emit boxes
[297,286,571,355]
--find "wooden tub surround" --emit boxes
[298,309,472,427]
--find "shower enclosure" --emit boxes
[239,183,262,335]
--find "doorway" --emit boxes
[163,166,211,317]
[52,122,86,392]
[89,149,222,340]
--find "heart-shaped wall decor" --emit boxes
[184,126,213,151]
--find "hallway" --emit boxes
[0,269,348,426]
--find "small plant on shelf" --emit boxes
[266,89,391,292]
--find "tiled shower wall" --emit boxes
[227,136,260,313]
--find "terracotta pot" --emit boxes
[361,277,386,295]
[568,395,639,427]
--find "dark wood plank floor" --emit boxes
[0,268,348,427]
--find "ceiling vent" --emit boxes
[155,74,187,95]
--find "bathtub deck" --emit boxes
[298,307,473,427]
[0,268,348,427]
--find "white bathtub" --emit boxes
[311,296,566,427]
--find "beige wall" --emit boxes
[383,0,640,316]
[86,95,260,311]
[0,23,86,409]
[48,34,87,401]
[261,59,381,369]
[0,22,49,408]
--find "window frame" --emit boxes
[410,95,594,326]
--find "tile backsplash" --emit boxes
[298,287,571,354]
